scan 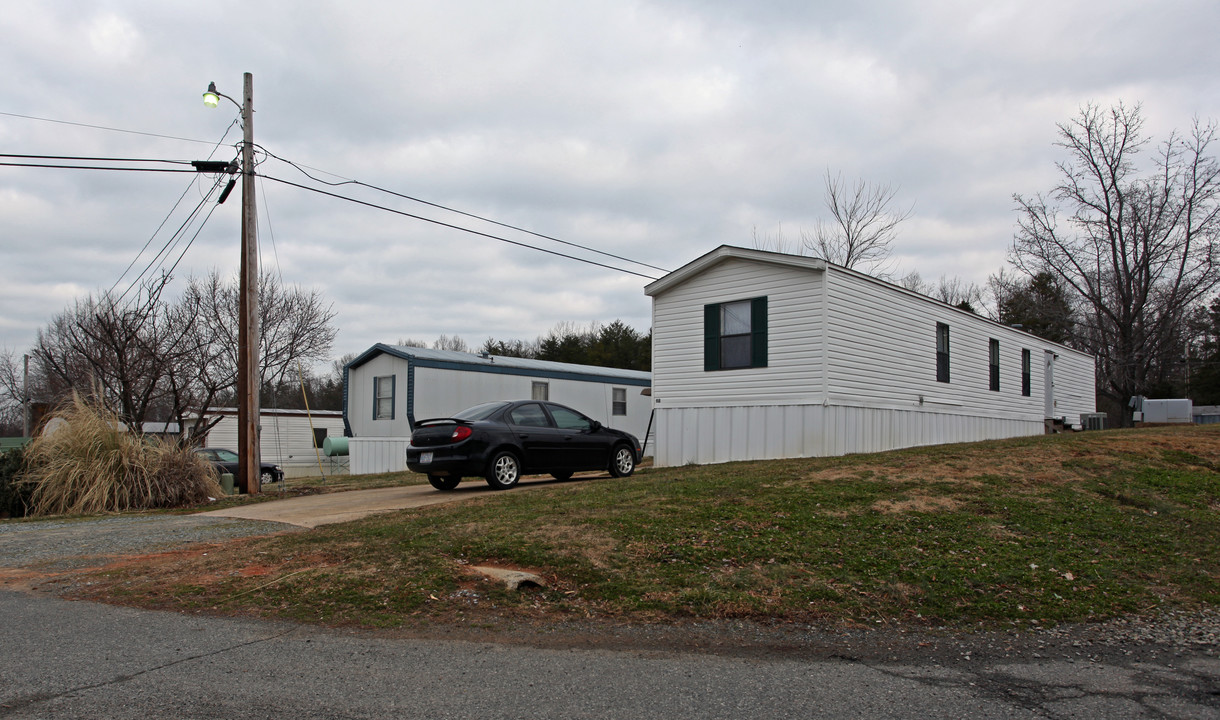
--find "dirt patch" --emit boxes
[871,495,962,514]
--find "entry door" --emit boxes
[1043,351,1056,418]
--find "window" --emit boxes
[985,339,995,392]
[373,375,395,420]
[704,297,768,371]
[313,427,328,448]
[612,388,627,416]
[936,323,950,383]
[531,381,549,401]
[1021,349,1031,397]
[550,405,593,431]
[509,403,551,427]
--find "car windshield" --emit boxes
[452,402,509,422]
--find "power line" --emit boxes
[0,153,193,165]
[258,173,662,281]
[108,127,240,299]
[258,148,671,275]
[0,161,197,173]
[0,111,220,145]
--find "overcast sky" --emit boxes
[3,1,1218,367]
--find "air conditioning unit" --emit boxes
[1081,412,1108,431]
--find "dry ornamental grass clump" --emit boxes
[22,395,221,516]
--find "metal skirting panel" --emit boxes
[349,437,411,475]
[652,405,1043,467]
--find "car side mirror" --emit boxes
[590,421,602,432]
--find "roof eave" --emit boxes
[644,245,827,296]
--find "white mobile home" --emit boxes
[344,345,652,474]
[644,246,1096,467]
[187,407,346,476]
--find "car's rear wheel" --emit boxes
[609,444,636,477]
[486,451,521,490]
[428,474,461,491]
[551,471,573,481]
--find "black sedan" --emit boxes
[406,400,641,491]
[194,448,285,492]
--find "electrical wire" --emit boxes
[256,172,662,281]
[0,153,193,165]
[108,124,241,297]
[0,162,197,173]
[0,110,221,145]
[112,174,227,306]
[257,147,671,274]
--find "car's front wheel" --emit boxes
[261,470,277,484]
[609,444,636,477]
[428,474,461,491]
[485,450,521,490]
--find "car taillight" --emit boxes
[451,426,472,441]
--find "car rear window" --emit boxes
[453,402,508,422]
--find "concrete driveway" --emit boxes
[196,474,586,528]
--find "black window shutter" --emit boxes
[751,296,768,368]
[704,304,721,371]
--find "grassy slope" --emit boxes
[73,425,1220,629]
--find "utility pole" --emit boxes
[237,72,261,495]
[204,73,261,494]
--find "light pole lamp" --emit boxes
[204,73,261,495]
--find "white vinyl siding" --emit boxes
[646,247,1097,467]
[651,258,824,407]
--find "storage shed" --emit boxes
[344,345,652,474]
[644,245,1097,467]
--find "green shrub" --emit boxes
[0,447,31,518]
[23,395,222,516]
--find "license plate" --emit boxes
[420,452,433,464]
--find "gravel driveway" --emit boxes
[0,514,300,570]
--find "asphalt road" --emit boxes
[1,590,1217,719]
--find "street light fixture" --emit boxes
[203,74,262,495]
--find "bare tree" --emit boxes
[175,270,337,435]
[33,276,198,433]
[801,170,912,275]
[0,348,25,436]
[31,271,337,438]
[432,335,469,353]
[1011,102,1220,414]
[896,271,984,312]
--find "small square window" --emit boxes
[531,381,549,401]
[612,388,627,416]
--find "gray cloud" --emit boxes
[2,0,1218,364]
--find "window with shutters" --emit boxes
[704,297,768,371]
[936,323,950,383]
[989,339,1000,391]
[1021,349,1031,397]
